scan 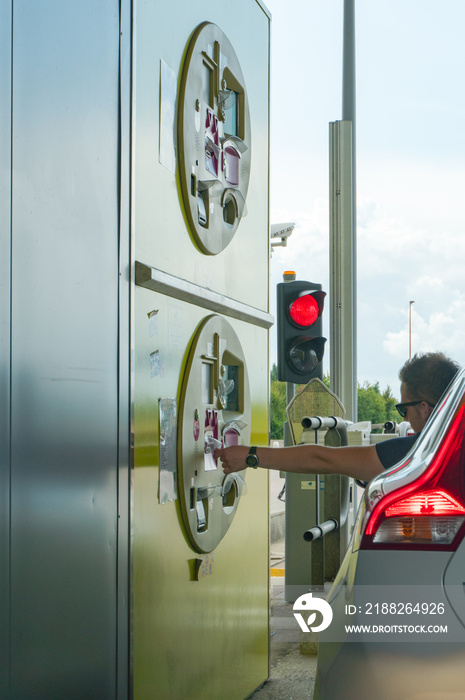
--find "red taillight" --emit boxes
[385,489,465,517]
[361,403,465,549]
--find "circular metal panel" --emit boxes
[178,315,251,552]
[178,23,251,255]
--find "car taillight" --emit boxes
[361,403,465,550]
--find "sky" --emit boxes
[265,0,465,401]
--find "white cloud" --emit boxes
[384,296,465,366]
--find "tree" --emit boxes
[381,385,398,422]
[357,381,385,424]
[270,364,286,439]
[357,381,399,426]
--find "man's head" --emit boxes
[398,352,461,432]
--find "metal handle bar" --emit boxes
[303,518,339,542]
[301,416,344,430]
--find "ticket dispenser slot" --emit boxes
[178,315,251,553]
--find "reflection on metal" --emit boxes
[159,398,177,504]
[0,1,12,691]
[159,60,177,173]
[135,261,274,329]
[3,1,130,696]
[177,315,251,553]
[177,22,251,255]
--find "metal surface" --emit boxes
[329,120,356,421]
[341,0,357,420]
[177,22,251,254]
[342,0,356,126]
[303,518,338,542]
[322,422,350,580]
[133,292,270,700]
[0,1,12,695]
[117,1,132,694]
[177,314,251,552]
[135,261,274,328]
[131,2,271,698]
[2,1,269,698]
[131,4,270,313]
[7,2,129,697]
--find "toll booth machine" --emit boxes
[0,1,272,699]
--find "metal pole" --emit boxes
[283,271,296,449]
[409,300,415,358]
[341,0,357,421]
[329,122,354,420]
[342,0,356,125]
[330,1,357,421]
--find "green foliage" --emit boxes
[322,373,331,389]
[270,376,286,439]
[357,381,385,424]
[357,381,398,425]
[381,385,398,422]
[268,365,399,438]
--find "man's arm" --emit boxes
[214,444,384,482]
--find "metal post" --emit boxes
[281,271,308,602]
[342,0,356,126]
[329,122,354,421]
[329,0,357,422]
[409,300,415,358]
[323,420,350,580]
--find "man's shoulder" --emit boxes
[375,433,420,470]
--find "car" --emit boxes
[314,368,465,700]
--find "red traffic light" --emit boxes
[277,281,326,383]
[289,294,321,327]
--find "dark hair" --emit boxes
[399,352,460,404]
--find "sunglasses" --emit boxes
[395,400,435,419]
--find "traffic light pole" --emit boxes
[283,273,296,448]
[284,382,295,447]
[279,274,329,599]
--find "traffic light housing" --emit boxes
[277,280,327,383]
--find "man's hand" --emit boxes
[214,445,250,474]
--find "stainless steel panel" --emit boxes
[117,1,132,696]
[10,2,124,698]
[0,1,12,696]
[131,3,271,697]
[132,0,270,312]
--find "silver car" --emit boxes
[314,369,465,700]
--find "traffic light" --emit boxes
[277,280,327,383]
